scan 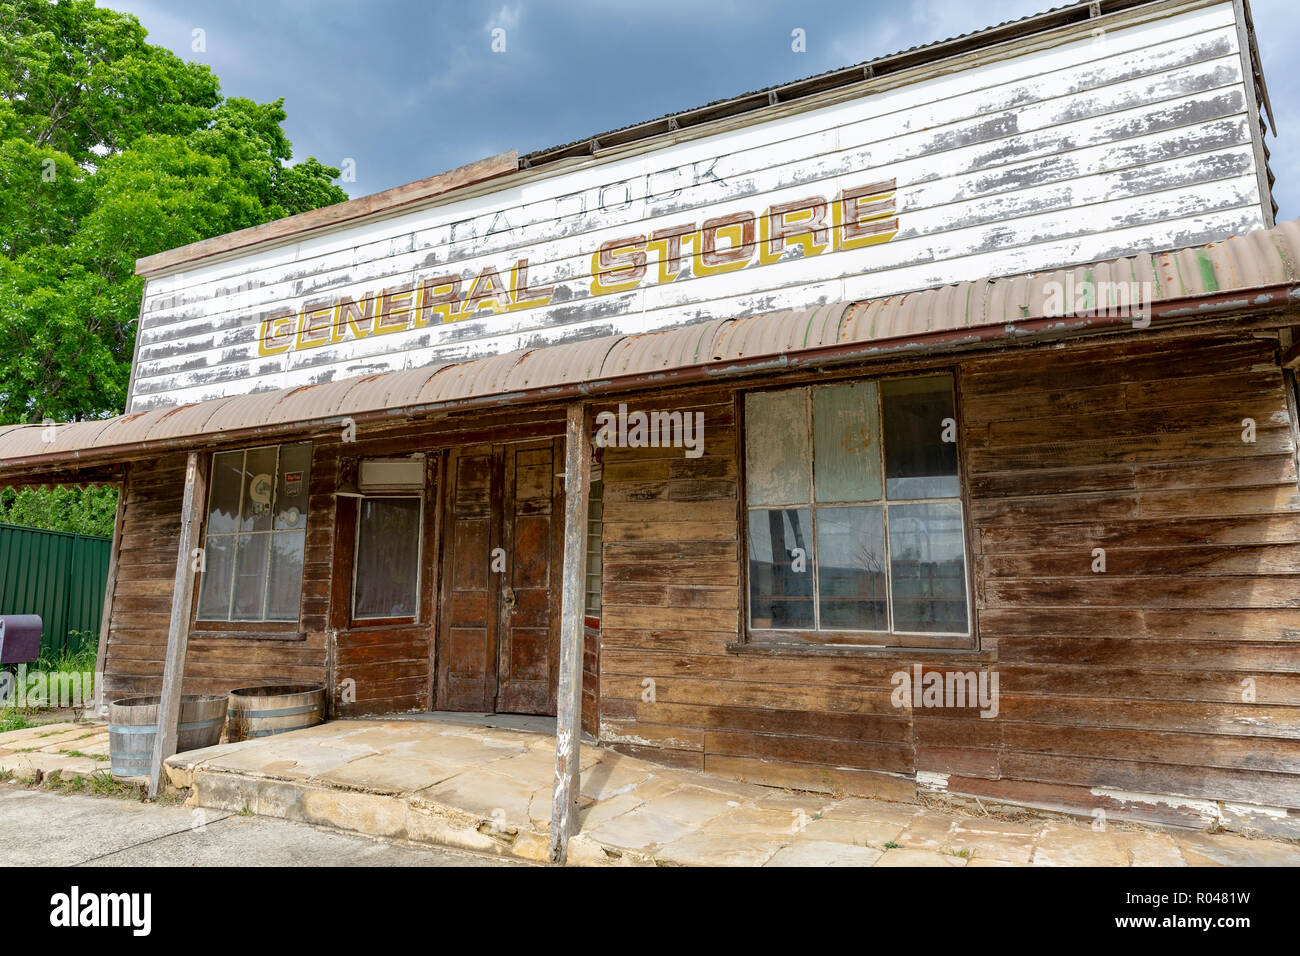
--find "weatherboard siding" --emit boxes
[128,1,1267,412]
[96,329,1300,824]
[594,333,1300,820]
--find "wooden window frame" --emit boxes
[737,369,977,652]
[191,441,312,640]
[349,493,425,627]
[584,464,604,618]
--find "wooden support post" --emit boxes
[91,480,128,716]
[147,452,207,799]
[550,402,591,864]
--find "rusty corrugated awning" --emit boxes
[5,218,1300,479]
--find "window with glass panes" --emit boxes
[743,375,970,645]
[353,497,422,620]
[585,468,603,616]
[197,442,311,623]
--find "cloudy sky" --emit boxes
[102,0,1297,221]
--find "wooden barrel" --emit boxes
[226,683,326,741]
[107,694,227,778]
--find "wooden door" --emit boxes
[436,439,562,715]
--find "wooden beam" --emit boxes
[550,402,591,864]
[147,452,208,798]
[1281,336,1300,370]
[90,479,128,716]
[134,151,518,277]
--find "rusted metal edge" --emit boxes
[134,151,520,278]
[4,283,1296,480]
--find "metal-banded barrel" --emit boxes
[107,694,227,778]
[226,683,326,741]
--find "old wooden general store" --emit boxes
[1,0,1297,845]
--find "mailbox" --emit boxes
[0,615,42,665]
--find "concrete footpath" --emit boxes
[5,715,1299,867]
[0,787,523,866]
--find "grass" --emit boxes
[83,770,145,798]
[0,637,98,734]
[35,637,98,675]
[0,709,33,734]
[58,749,109,761]
[16,768,144,800]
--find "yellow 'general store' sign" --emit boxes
[258,179,897,356]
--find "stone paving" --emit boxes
[0,720,112,778]
[4,716,1299,867]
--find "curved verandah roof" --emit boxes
[3,217,1299,483]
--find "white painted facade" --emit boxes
[129,0,1271,412]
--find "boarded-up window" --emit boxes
[198,442,311,623]
[743,375,969,644]
[353,497,422,620]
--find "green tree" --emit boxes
[0,484,117,536]
[0,0,348,535]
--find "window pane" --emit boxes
[586,476,603,614]
[231,533,270,620]
[274,442,312,531]
[882,376,959,499]
[239,446,279,533]
[207,451,245,535]
[816,506,887,630]
[745,389,810,506]
[197,535,236,621]
[353,498,421,618]
[887,502,969,633]
[813,381,882,503]
[266,530,305,622]
[748,508,814,629]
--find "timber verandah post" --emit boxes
[147,451,208,799]
[91,484,127,716]
[550,401,591,864]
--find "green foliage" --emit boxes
[0,707,32,733]
[0,484,117,536]
[0,0,347,425]
[0,0,222,162]
[36,637,98,674]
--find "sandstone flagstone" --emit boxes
[90,715,1296,867]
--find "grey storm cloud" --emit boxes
[103,0,1297,220]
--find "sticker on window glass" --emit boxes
[283,471,304,497]
[248,472,273,517]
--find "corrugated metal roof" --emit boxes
[5,217,1300,477]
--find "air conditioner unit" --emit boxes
[358,457,425,493]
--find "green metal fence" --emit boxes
[0,523,112,657]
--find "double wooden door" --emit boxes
[435,439,563,715]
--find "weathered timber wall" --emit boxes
[101,454,331,701]
[956,332,1300,818]
[594,333,1300,818]
[101,406,571,714]
[100,329,1300,823]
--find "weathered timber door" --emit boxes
[436,439,563,715]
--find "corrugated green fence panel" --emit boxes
[0,524,112,657]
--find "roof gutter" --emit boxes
[4,282,1297,480]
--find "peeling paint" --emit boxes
[126,5,1269,412]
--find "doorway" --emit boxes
[434,438,563,715]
